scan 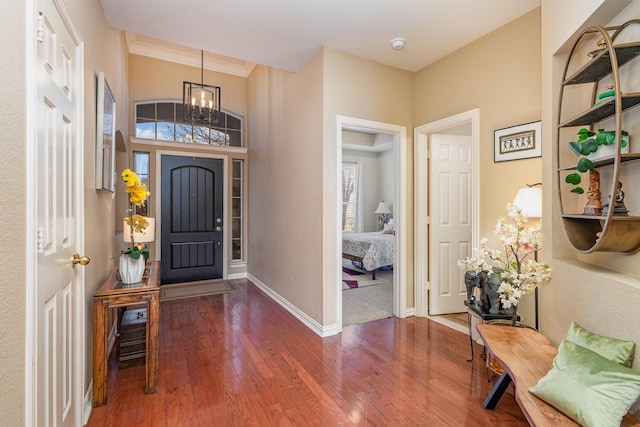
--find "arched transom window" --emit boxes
[135,101,243,147]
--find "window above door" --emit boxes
[135,101,243,147]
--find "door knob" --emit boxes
[72,253,90,266]
[215,226,222,232]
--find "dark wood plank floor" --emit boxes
[86,279,527,426]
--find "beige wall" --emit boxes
[542,0,640,396]
[413,9,542,323]
[1,1,27,424]
[415,9,542,243]
[247,55,326,321]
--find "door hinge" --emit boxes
[37,12,44,43]
[426,216,431,225]
[37,226,44,253]
[426,150,431,159]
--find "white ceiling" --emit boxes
[101,0,540,74]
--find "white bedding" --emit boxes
[342,232,394,271]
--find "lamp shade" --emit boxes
[123,217,155,243]
[374,201,391,214]
[513,187,542,218]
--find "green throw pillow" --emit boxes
[566,321,636,367]
[529,340,640,427]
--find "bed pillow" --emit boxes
[566,321,635,367]
[529,340,640,427]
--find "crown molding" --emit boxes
[125,32,256,78]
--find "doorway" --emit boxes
[160,155,224,284]
[414,109,479,319]
[336,115,408,333]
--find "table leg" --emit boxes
[92,299,108,407]
[467,312,474,362]
[483,371,512,409]
[145,291,159,394]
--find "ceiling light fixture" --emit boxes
[183,50,221,124]
[390,37,405,50]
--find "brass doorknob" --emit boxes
[72,253,90,266]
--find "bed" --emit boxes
[342,231,394,279]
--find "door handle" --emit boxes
[72,253,90,266]
[215,226,222,232]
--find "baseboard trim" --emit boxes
[247,273,337,337]
[83,382,92,425]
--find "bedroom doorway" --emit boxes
[336,115,408,332]
[414,109,479,319]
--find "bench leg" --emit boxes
[483,371,512,409]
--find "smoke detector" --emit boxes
[390,37,405,50]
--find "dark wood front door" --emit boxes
[161,155,224,284]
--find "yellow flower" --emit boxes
[121,168,140,187]
[125,214,149,233]
[127,183,150,206]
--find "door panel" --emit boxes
[161,156,224,284]
[429,134,472,315]
[36,0,83,425]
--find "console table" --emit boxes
[92,260,160,407]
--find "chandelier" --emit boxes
[183,50,221,124]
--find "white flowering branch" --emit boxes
[458,203,552,309]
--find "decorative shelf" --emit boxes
[556,21,640,254]
[557,153,640,172]
[563,42,640,85]
[557,93,640,128]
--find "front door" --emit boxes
[161,155,224,284]
[35,0,85,425]
[429,134,472,315]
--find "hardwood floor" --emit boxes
[86,279,527,426]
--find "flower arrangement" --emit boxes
[458,203,552,311]
[122,168,150,259]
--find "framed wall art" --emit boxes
[96,72,116,191]
[494,121,541,162]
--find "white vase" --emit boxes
[588,137,630,161]
[119,254,146,284]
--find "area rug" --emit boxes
[342,283,393,326]
[160,279,242,301]
[341,260,392,290]
[342,266,365,276]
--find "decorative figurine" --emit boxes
[602,181,629,216]
[584,169,603,215]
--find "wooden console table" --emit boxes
[92,260,160,407]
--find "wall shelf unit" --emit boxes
[556,20,640,254]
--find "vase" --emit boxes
[587,137,630,161]
[119,254,146,284]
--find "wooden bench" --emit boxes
[476,323,640,426]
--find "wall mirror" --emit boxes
[96,72,116,191]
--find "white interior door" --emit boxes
[34,0,85,425]
[429,134,472,315]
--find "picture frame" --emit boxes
[494,121,541,162]
[96,72,116,191]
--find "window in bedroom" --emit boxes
[342,162,359,231]
[134,101,243,147]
